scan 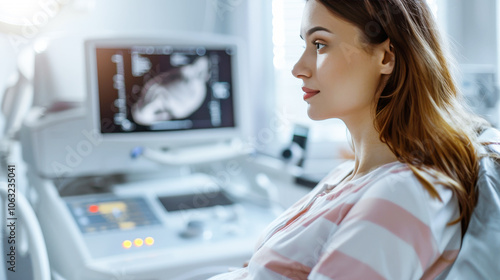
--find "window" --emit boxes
[272,0,346,144]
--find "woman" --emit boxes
[210,0,488,279]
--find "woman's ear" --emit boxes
[378,38,395,75]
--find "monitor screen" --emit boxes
[94,44,236,134]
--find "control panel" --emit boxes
[63,174,276,260]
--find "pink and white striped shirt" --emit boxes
[209,161,461,280]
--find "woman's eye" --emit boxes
[314,42,326,51]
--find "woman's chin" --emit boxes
[307,110,328,121]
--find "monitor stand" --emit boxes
[133,138,252,166]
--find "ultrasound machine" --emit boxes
[19,33,280,280]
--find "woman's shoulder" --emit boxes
[360,161,460,226]
[310,160,355,192]
[366,161,450,197]
[316,160,458,217]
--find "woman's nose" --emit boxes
[291,53,312,79]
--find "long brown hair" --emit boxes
[315,0,489,233]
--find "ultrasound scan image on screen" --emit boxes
[95,45,235,133]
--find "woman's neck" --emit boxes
[344,114,398,181]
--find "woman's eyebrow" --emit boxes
[300,26,333,40]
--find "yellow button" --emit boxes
[145,237,154,246]
[122,240,132,249]
[134,238,143,247]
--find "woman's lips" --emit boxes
[302,87,320,100]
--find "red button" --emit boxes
[88,205,99,213]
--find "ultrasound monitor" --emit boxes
[85,35,245,148]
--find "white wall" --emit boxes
[442,0,498,66]
[438,0,499,125]
[35,0,274,137]
[44,0,217,35]
[33,0,246,104]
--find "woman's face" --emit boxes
[292,0,388,122]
